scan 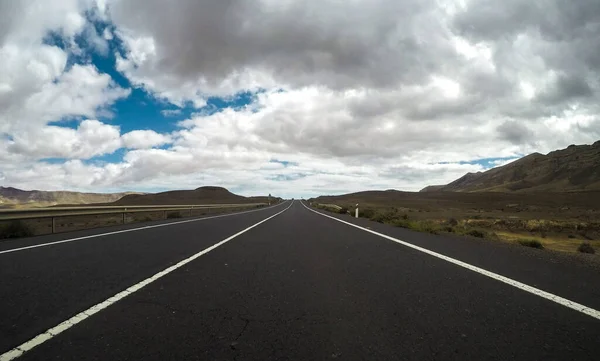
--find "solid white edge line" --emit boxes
[0,201,289,255]
[301,201,600,321]
[0,201,294,361]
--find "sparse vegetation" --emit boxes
[1,220,34,239]
[167,212,183,219]
[465,229,485,238]
[441,225,455,233]
[447,218,458,226]
[370,209,399,223]
[309,189,600,254]
[313,191,600,252]
[315,203,345,214]
[517,239,544,249]
[411,221,441,235]
[577,242,595,254]
[358,208,375,219]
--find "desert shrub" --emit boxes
[388,218,445,235]
[319,205,343,213]
[447,218,458,226]
[369,209,398,223]
[441,226,455,233]
[577,242,595,254]
[392,219,411,229]
[518,239,544,249]
[167,212,182,219]
[338,207,348,214]
[525,219,552,232]
[465,229,485,238]
[1,220,34,239]
[485,232,500,241]
[578,231,594,240]
[416,221,441,235]
[568,234,576,239]
[495,219,507,226]
[359,208,375,219]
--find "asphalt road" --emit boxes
[1,200,599,360]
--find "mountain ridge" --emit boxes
[0,186,138,208]
[1,185,279,208]
[420,141,600,193]
[113,186,278,205]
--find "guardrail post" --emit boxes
[189,207,193,217]
[164,210,167,219]
[122,212,126,224]
[52,217,55,234]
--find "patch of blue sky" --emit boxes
[42,31,69,54]
[267,173,308,181]
[206,90,263,110]
[47,118,81,128]
[84,148,127,165]
[108,88,189,133]
[42,16,266,146]
[269,159,299,167]
[39,157,68,164]
[437,157,520,168]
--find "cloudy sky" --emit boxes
[1,0,599,198]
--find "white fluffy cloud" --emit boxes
[7,120,122,159]
[122,130,171,149]
[0,1,129,161]
[0,47,129,134]
[107,0,600,158]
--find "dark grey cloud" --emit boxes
[536,74,594,104]
[0,2,23,44]
[450,0,600,126]
[110,0,600,133]
[452,1,542,41]
[496,120,534,145]
[110,0,459,91]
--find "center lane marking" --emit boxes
[0,201,294,361]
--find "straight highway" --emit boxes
[1,200,598,360]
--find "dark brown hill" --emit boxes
[0,186,135,208]
[421,141,600,192]
[113,186,276,205]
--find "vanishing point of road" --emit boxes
[1,200,599,360]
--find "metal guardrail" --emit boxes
[0,203,266,218]
[0,203,268,234]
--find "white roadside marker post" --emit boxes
[355,204,359,218]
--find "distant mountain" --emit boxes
[113,186,278,205]
[0,186,137,208]
[421,141,600,192]
[419,185,445,192]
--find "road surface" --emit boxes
[1,200,599,360]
